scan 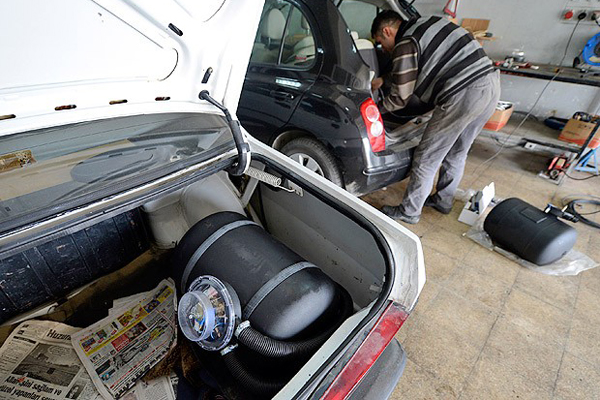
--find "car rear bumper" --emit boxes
[348,339,407,400]
[335,136,414,196]
[341,153,412,197]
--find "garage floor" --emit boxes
[362,123,600,400]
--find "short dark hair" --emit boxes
[371,10,402,38]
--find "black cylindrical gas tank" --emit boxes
[172,212,346,340]
[484,198,577,266]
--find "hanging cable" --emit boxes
[489,19,580,154]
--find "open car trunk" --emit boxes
[0,1,424,397]
[0,155,393,398]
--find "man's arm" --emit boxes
[379,38,419,113]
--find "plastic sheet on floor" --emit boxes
[465,199,598,276]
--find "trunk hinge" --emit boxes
[199,91,251,176]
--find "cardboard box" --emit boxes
[461,18,494,46]
[559,118,600,149]
[461,18,490,34]
[484,102,513,131]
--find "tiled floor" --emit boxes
[362,123,600,400]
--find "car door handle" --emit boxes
[270,90,295,101]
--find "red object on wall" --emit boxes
[564,10,574,20]
[444,0,458,18]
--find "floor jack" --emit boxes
[545,155,571,180]
[538,118,600,183]
[544,149,600,181]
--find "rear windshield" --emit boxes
[0,113,234,234]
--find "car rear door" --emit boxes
[237,0,322,144]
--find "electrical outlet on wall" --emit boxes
[562,5,600,23]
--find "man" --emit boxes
[371,10,500,224]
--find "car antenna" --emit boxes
[198,90,250,176]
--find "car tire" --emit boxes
[281,137,344,187]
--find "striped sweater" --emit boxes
[380,16,494,113]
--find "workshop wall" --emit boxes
[415,0,598,65]
[501,75,600,117]
[414,0,600,118]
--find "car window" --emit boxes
[338,0,378,40]
[280,7,316,67]
[250,0,292,65]
[249,0,316,68]
[0,113,234,235]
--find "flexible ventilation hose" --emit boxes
[236,288,353,359]
[222,289,353,395]
[236,323,334,358]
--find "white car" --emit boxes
[0,0,425,398]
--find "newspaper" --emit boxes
[0,320,101,400]
[120,374,177,400]
[71,279,177,400]
[108,297,177,400]
[108,293,148,318]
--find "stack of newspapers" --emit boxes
[0,279,177,400]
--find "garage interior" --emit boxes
[2,0,600,398]
[361,0,600,398]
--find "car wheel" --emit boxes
[281,137,344,187]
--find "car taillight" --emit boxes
[320,302,408,400]
[360,98,386,153]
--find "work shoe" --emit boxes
[381,206,420,224]
[424,196,452,215]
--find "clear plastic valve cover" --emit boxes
[178,275,238,351]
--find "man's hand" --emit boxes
[371,77,384,91]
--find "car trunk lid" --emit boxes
[0,0,263,136]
